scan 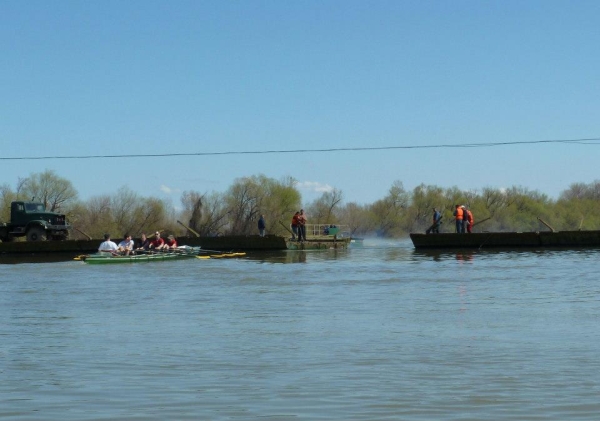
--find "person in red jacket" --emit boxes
[291,211,300,240]
[465,208,474,233]
[296,209,307,241]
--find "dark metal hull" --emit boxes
[410,230,600,249]
[0,234,350,256]
[286,237,350,250]
[0,235,288,255]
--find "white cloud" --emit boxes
[160,185,172,194]
[295,181,334,193]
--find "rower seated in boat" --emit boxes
[98,233,119,255]
[117,234,134,256]
[163,235,178,251]
[149,231,165,250]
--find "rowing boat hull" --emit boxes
[81,253,197,264]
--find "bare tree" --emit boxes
[307,188,343,225]
[181,190,204,234]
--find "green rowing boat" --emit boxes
[76,246,247,264]
[79,252,198,264]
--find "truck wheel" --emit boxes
[27,227,47,241]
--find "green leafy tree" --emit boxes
[405,184,446,233]
[368,181,409,237]
[224,174,301,235]
[20,170,78,211]
[0,184,16,223]
[261,176,301,235]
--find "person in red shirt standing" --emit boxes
[465,208,474,233]
[296,209,307,241]
[291,211,300,240]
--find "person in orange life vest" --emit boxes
[453,204,464,233]
[465,208,474,233]
[149,231,165,250]
[291,211,300,240]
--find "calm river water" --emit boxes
[1,239,599,420]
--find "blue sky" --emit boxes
[1,0,599,206]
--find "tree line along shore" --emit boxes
[2,170,600,240]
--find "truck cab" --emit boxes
[0,201,70,242]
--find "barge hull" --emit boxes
[410,230,600,249]
[0,235,350,255]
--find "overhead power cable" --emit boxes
[1,137,599,161]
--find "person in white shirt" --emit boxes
[98,233,119,255]
[117,234,135,255]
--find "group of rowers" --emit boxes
[98,231,178,255]
[429,205,474,234]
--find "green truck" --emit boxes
[0,201,71,242]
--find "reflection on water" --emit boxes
[245,249,351,264]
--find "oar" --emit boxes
[471,216,492,228]
[72,226,92,240]
[537,217,555,232]
[425,219,440,234]
[196,251,246,259]
[176,220,201,238]
[278,220,294,236]
[197,248,231,254]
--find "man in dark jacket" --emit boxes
[428,208,442,234]
[258,215,266,237]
